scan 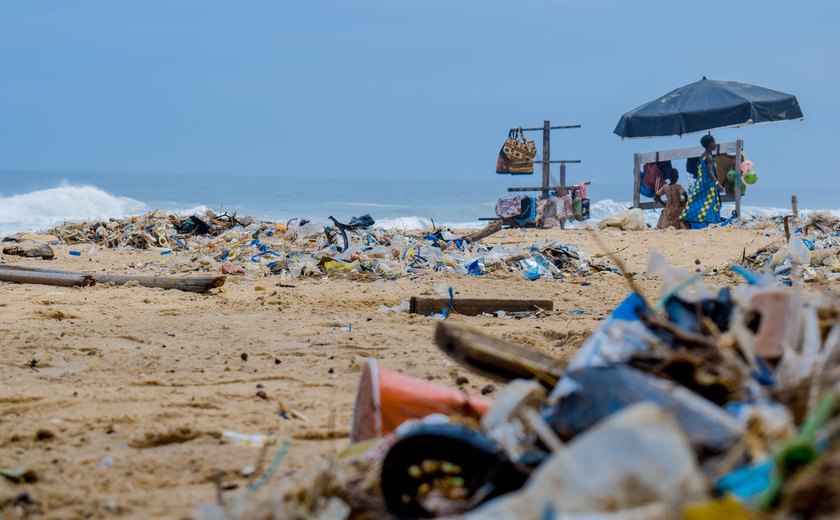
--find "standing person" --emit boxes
[680,134,722,228]
[654,168,686,229]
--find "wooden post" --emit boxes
[632,153,641,209]
[559,163,567,230]
[791,195,799,222]
[411,295,554,316]
[542,120,550,200]
[734,139,743,218]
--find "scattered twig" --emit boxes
[247,440,292,492]
[214,471,225,506]
[248,443,271,488]
[592,244,630,258]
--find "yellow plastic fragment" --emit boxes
[683,495,753,520]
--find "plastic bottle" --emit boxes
[788,235,811,266]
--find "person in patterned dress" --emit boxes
[680,134,722,229]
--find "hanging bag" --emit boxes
[504,127,537,174]
[495,129,515,174]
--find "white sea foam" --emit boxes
[0,185,147,236]
[373,216,482,230]
[2,184,838,237]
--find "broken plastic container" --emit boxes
[547,365,744,456]
[459,404,708,519]
[788,235,811,266]
[350,359,492,443]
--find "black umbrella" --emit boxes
[614,77,803,138]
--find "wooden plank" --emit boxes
[530,160,581,164]
[559,163,567,230]
[638,201,665,210]
[512,160,581,165]
[460,219,503,243]
[635,141,739,163]
[0,264,225,293]
[640,193,735,210]
[410,295,553,316]
[0,268,94,287]
[633,153,642,209]
[520,124,581,131]
[542,120,550,199]
[434,322,563,387]
[94,274,226,293]
[507,182,591,192]
[2,243,55,260]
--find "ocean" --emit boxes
[0,170,833,236]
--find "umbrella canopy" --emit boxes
[614,77,803,138]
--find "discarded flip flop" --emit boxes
[381,422,529,518]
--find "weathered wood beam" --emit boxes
[460,219,503,243]
[411,295,553,316]
[635,141,739,163]
[0,268,94,287]
[434,322,563,387]
[0,264,225,293]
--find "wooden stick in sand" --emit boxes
[460,219,503,243]
[0,264,225,293]
[434,321,563,388]
[0,268,94,287]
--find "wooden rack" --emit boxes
[503,120,586,229]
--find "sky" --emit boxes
[0,0,837,189]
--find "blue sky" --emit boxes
[0,1,836,188]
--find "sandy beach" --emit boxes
[0,223,810,519]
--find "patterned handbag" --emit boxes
[496,136,512,174]
[495,196,528,219]
[504,127,536,174]
[509,160,534,174]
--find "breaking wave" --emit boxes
[0,184,147,236]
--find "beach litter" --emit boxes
[37,211,607,281]
[197,253,840,519]
[742,212,840,284]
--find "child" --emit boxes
[654,168,687,229]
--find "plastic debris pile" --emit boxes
[199,253,840,519]
[46,211,610,280]
[743,212,840,284]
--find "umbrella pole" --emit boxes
[632,153,641,209]
[734,139,743,218]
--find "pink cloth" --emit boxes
[561,194,574,219]
[576,183,588,198]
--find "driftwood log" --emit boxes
[3,243,55,260]
[0,268,94,287]
[0,264,225,293]
[434,322,564,388]
[460,219,503,243]
[410,295,553,316]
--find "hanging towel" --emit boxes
[561,194,574,219]
[576,183,588,199]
